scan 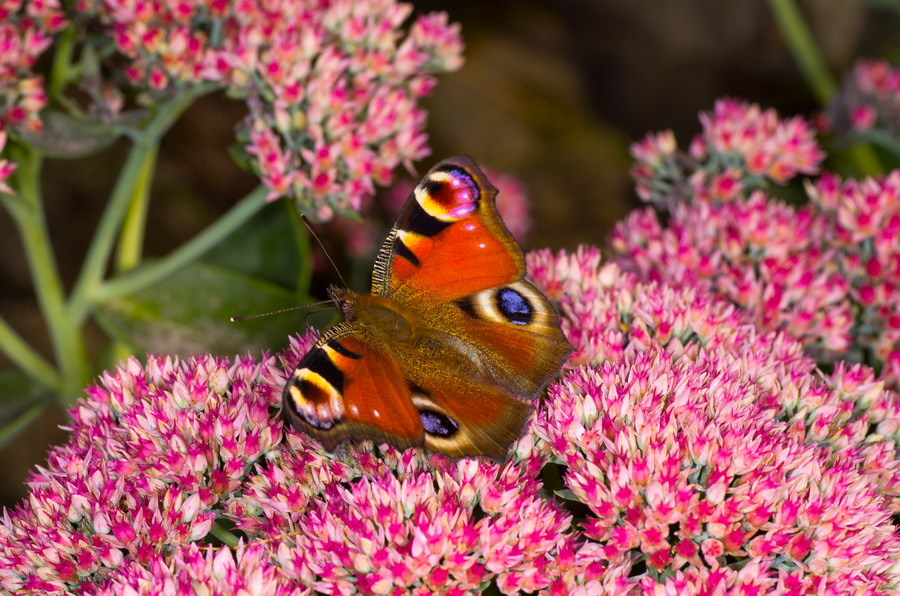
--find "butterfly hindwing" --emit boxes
[405,373,532,460]
[281,321,542,460]
[447,279,571,398]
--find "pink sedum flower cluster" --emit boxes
[827,59,900,134]
[94,456,572,594]
[0,1,461,216]
[0,335,572,594]
[0,352,284,592]
[611,191,854,358]
[527,246,900,593]
[0,0,63,133]
[4,246,899,593]
[90,0,464,220]
[807,172,900,388]
[631,99,823,207]
[695,99,824,183]
[616,96,900,386]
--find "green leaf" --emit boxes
[0,370,52,450]
[554,488,581,502]
[855,129,900,161]
[203,199,303,288]
[18,110,125,158]
[80,41,101,84]
[228,139,253,173]
[94,261,313,357]
[869,0,900,13]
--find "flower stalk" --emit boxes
[0,316,60,391]
[767,0,836,104]
[5,143,88,396]
[114,142,157,274]
[767,0,883,176]
[92,184,270,304]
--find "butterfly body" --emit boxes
[284,157,571,459]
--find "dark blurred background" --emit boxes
[1,0,898,506]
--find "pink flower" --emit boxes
[0,1,64,132]
[610,191,854,358]
[806,172,900,389]
[631,99,823,207]
[699,99,824,182]
[621,96,900,392]
[233,1,463,219]
[488,169,532,243]
[528,247,900,592]
[0,129,15,194]
[0,349,288,592]
[0,1,463,218]
[94,543,300,596]
[630,129,677,167]
[94,458,572,594]
[851,104,877,131]
[88,0,464,219]
[528,246,900,507]
[4,246,900,592]
[827,59,900,134]
[0,331,573,593]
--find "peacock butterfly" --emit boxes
[282,157,572,459]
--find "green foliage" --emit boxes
[0,371,52,450]
[95,262,309,357]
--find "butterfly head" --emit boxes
[326,284,358,321]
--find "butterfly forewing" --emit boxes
[372,158,525,303]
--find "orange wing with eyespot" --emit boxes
[282,330,424,450]
[371,157,524,303]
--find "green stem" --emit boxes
[767,0,836,104]
[106,141,159,367]
[6,145,89,397]
[94,185,270,303]
[767,0,882,176]
[115,143,158,273]
[0,315,62,391]
[48,26,76,103]
[209,522,239,547]
[846,145,883,177]
[0,401,49,451]
[67,138,155,323]
[68,84,216,323]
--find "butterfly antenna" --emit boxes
[303,306,335,330]
[301,214,348,288]
[230,299,334,322]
